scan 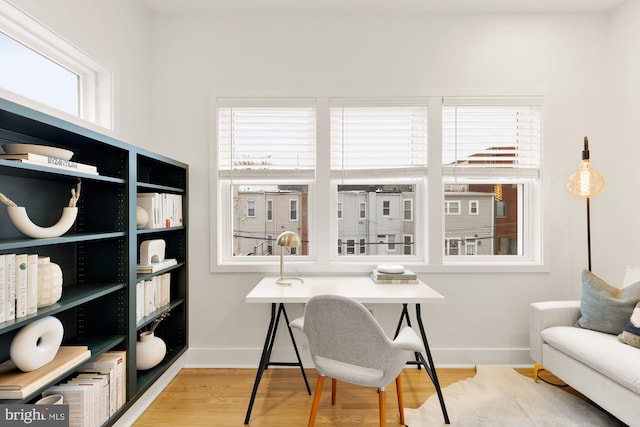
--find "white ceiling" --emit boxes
[140,0,628,14]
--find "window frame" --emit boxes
[210,94,546,274]
[0,2,113,129]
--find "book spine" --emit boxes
[0,254,5,323]
[4,254,15,321]
[14,254,28,318]
[26,254,38,315]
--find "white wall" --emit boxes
[145,9,618,366]
[9,2,640,367]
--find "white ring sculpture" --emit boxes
[7,206,77,238]
[10,316,64,372]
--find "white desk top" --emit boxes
[246,276,445,304]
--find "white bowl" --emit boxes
[2,143,74,160]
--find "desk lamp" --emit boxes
[276,231,303,286]
[566,136,606,271]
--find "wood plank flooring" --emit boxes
[133,367,586,426]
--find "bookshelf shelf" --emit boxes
[0,97,188,425]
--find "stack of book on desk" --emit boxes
[370,268,418,284]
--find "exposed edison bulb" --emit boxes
[566,159,606,198]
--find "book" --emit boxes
[26,254,38,315]
[74,373,110,424]
[4,254,15,321]
[0,152,98,174]
[14,254,28,318]
[371,268,417,281]
[0,346,91,398]
[42,384,90,427]
[0,254,5,323]
[136,258,177,274]
[370,274,419,284]
[79,350,126,414]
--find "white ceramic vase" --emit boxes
[10,316,64,372]
[136,331,166,370]
[136,206,149,228]
[37,257,63,308]
[7,206,77,238]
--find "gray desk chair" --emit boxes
[290,294,425,427]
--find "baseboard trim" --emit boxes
[185,347,533,368]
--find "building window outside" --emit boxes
[496,200,506,218]
[337,202,343,220]
[289,199,298,221]
[360,238,366,254]
[445,238,459,255]
[359,202,366,220]
[403,199,413,220]
[382,200,391,216]
[404,234,413,255]
[346,239,355,254]
[266,199,273,221]
[469,200,479,215]
[445,201,461,215]
[465,238,478,255]
[0,4,112,128]
[247,200,256,217]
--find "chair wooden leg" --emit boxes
[331,378,337,406]
[395,376,405,425]
[308,375,325,427]
[378,387,387,427]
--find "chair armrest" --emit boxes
[392,326,425,353]
[529,300,580,364]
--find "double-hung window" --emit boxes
[330,97,428,260]
[442,96,542,261]
[215,97,315,261]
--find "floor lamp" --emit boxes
[566,136,606,271]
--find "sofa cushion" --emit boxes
[542,325,640,395]
[577,269,640,334]
[619,301,640,348]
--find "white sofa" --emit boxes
[530,300,640,427]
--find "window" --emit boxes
[403,199,413,220]
[289,199,299,221]
[442,96,542,262]
[444,201,460,215]
[0,3,112,127]
[247,200,256,217]
[266,199,273,221]
[216,98,315,262]
[331,98,427,260]
[212,95,543,271]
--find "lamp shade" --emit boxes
[277,231,300,248]
[566,137,606,199]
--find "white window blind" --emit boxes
[330,98,428,177]
[217,98,316,178]
[442,96,542,178]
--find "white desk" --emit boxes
[244,276,450,425]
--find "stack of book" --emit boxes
[371,268,418,284]
[136,193,183,229]
[0,152,98,175]
[1,253,41,323]
[40,350,126,427]
[0,346,91,399]
[136,272,172,322]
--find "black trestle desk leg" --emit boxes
[394,303,422,369]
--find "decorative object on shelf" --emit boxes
[37,256,63,308]
[2,143,74,160]
[276,231,303,286]
[566,136,606,272]
[9,316,64,372]
[136,206,149,228]
[136,312,169,370]
[35,394,64,405]
[139,239,166,265]
[0,180,81,239]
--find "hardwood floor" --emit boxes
[133,367,582,426]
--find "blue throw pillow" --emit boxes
[619,302,640,348]
[576,269,640,335]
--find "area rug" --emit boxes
[405,365,626,426]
